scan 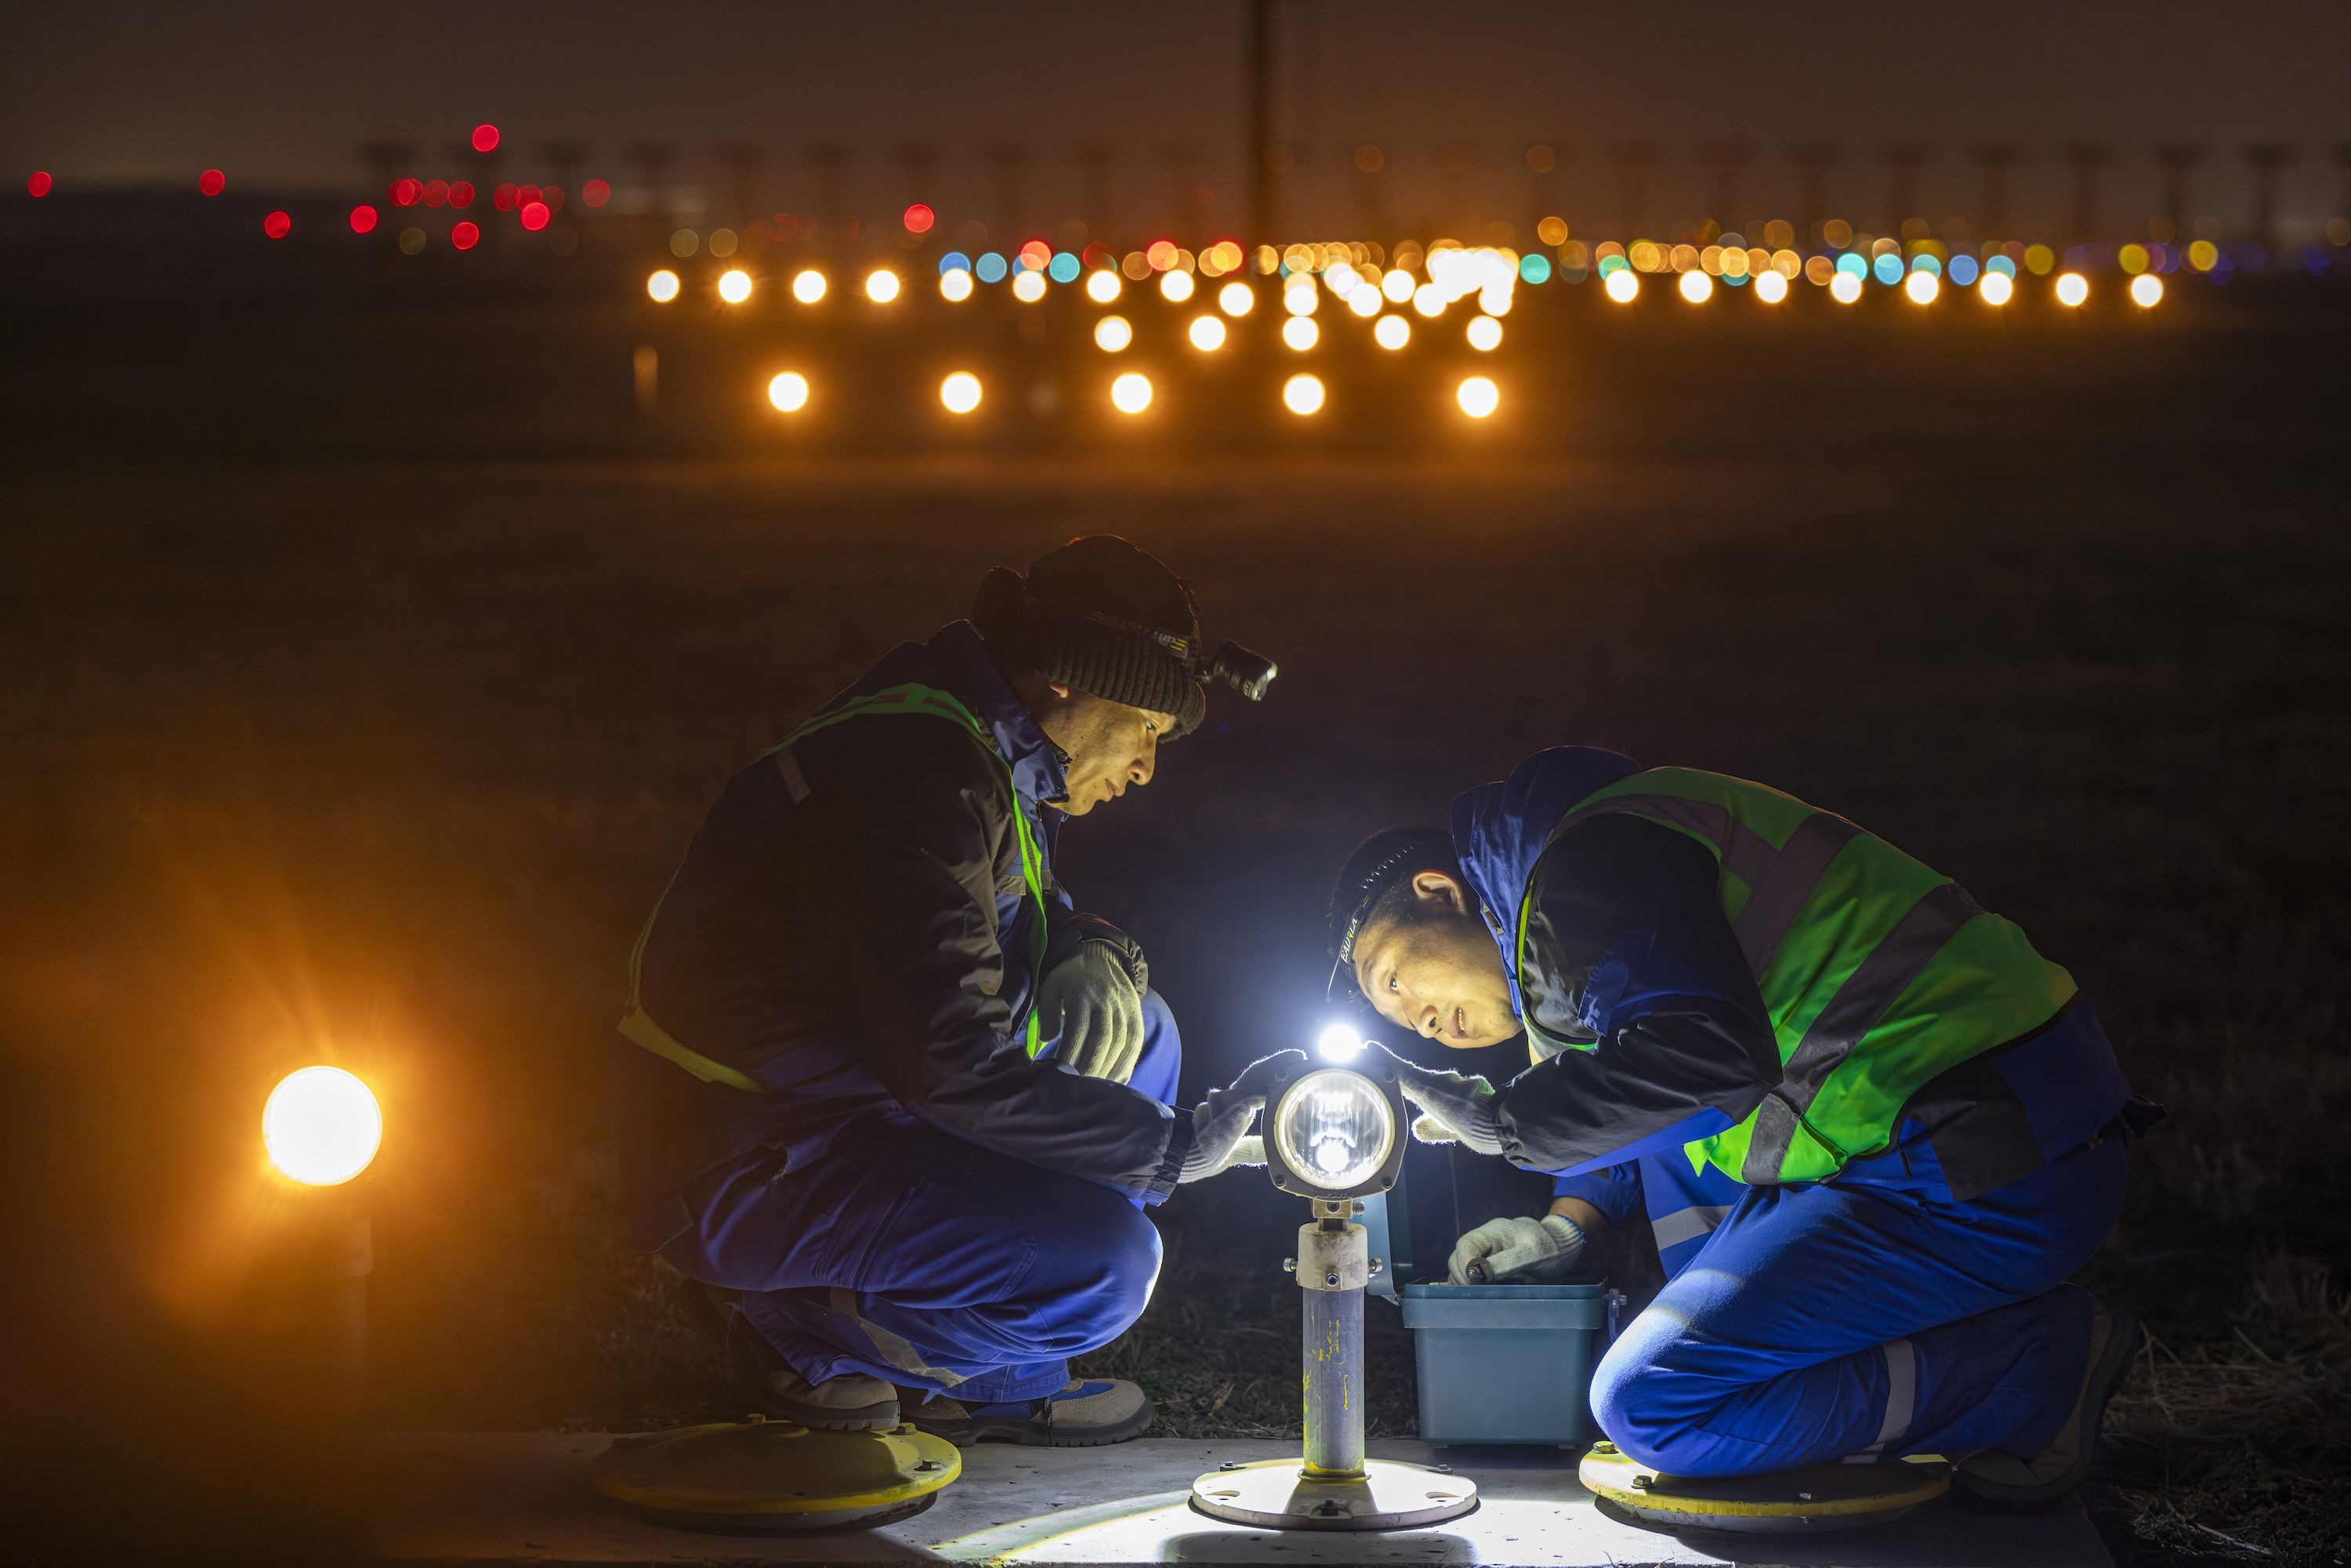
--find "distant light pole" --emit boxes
[2063,140,2116,241]
[1791,141,1840,243]
[2244,143,2295,255]
[1884,141,1933,230]
[1970,142,2022,242]
[1604,141,1657,237]
[2153,143,2202,241]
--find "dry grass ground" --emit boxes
[1,293,2344,1561]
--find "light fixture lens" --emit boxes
[263,1066,382,1186]
[1110,371,1153,413]
[2129,272,2163,308]
[1094,314,1133,352]
[1188,314,1227,351]
[717,268,752,304]
[646,269,680,302]
[1465,314,1502,351]
[1457,375,1498,418]
[1086,268,1121,303]
[1980,270,2015,306]
[1218,281,1255,317]
[1283,373,1325,415]
[1374,313,1410,349]
[767,371,810,412]
[865,268,901,303]
[2055,271,2089,307]
[939,267,974,302]
[1274,1069,1395,1191]
[791,269,827,303]
[1281,316,1319,351]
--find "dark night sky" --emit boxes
[7,1,2347,235]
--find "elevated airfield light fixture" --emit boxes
[1281,316,1319,352]
[1830,270,1865,304]
[1094,314,1133,353]
[1187,314,1227,352]
[1373,313,1411,349]
[1603,267,1639,303]
[1189,1037,1477,1530]
[938,267,974,302]
[1217,280,1255,317]
[1457,375,1500,419]
[1085,267,1122,303]
[645,268,681,303]
[717,268,753,305]
[263,1066,382,1187]
[1904,269,1940,305]
[1012,268,1049,303]
[939,371,983,414]
[865,268,901,304]
[767,371,810,413]
[1110,371,1153,414]
[1679,270,1715,304]
[1754,268,1789,304]
[2131,271,2164,308]
[1159,267,1197,303]
[2056,271,2091,307]
[791,268,827,304]
[1282,373,1325,415]
[1980,270,2016,306]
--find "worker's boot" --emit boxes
[757,1366,903,1431]
[904,1378,1153,1447]
[1953,1289,2139,1510]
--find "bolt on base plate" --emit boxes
[1189,1458,1479,1531]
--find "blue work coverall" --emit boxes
[613,624,1188,1403]
[1451,748,2135,1475]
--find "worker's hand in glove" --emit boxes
[1447,1214,1587,1284]
[1179,1049,1309,1182]
[1040,940,1146,1085]
[1374,1043,1505,1157]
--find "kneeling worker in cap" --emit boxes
[614,537,1284,1446]
[1330,746,2154,1506]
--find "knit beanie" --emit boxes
[972,536,1210,737]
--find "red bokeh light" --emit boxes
[582,178,610,208]
[772,213,800,241]
[1081,243,1114,267]
[27,171,53,197]
[518,201,550,232]
[263,210,292,240]
[451,220,480,250]
[902,202,936,234]
[1019,239,1052,269]
[543,186,565,213]
[198,168,226,197]
[422,179,450,208]
[518,184,542,205]
[450,180,475,208]
[391,177,422,207]
[491,183,519,212]
[471,124,499,154]
[350,204,379,234]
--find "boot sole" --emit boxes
[913,1401,1154,1449]
[755,1396,904,1432]
[1955,1295,2139,1512]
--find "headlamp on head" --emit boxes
[1262,1056,1407,1200]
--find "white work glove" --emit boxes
[1448,1214,1587,1284]
[1375,1043,1505,1157]
[1040,940,1146,1085]
[1179,1050,1308,1182]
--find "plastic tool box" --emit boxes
[1362,1189,1610,1448]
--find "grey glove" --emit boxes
[1179,1050,1309,1182]
[1040,940,1146,1085]
[1447,1214,1586,1284]
[1376,1043,1505,1157]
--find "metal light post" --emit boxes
[1190,1045,1478,1531]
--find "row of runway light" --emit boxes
[648,246,2164,320]
[765,364,1505,421]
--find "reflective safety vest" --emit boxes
[619,682,1051,1093]
[1518,767,2077,1186]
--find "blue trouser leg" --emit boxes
[674,1109,1166,1402]
[1588,1135,2128,1477]
[672,996,1182,1403]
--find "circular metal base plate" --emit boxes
[1578,1442,1949,1536]
[1190,1458,1479,1531]
[592,1418,959,1533]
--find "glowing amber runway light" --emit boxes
[1457,375,1499,418]
[2129,273,2164,308]
[767,372,810,412]
[2055,272,2089,307]
[1603,269,1639,303]
[792,269,827,303]
[718,269,753,304]
[1980,271,2015,306]
[1110,372,1154,414]
[865,269,900,303]
[940,371,983,413]
[647,269,680,302]
[263,1066,382,1186]
[1283,374,1325,415]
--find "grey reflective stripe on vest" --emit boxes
[1651,1204,1732,1251]
[1741,880,1985,1182]
[1735,810,1860,973]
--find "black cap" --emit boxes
[1326,827,1458,1006]
[973,536,1209,737]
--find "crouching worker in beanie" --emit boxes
[614,536,1292,1446]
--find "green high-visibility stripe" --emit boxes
[623,682,1052,1091]
[1517,766,2074,1185]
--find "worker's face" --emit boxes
[1031,682,1176,817]
[1352,871,1519,1049]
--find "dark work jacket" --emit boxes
[614,622,1191,1227]
[1450,748,2132,1200]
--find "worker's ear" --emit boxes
[1410,869,1472,917]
